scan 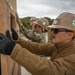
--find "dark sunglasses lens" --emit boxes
[51,28,73,34]
[51,29,58,34]
[35,24,41,28]
[54,29,58,34]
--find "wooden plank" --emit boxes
[0,54,21,75]
[1,54,9,75]
[0,54,1,75]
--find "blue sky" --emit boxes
[17,0,75,19]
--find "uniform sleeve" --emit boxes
[34,33,46,43]
[32,33,48,43]
[17,39,55,56]
[28,32,42,42]
[24,31,44,43]
[10,44,74,75]
[23,30,34,40]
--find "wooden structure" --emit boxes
[0,0,21,75]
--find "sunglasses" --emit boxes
[51,28,73,34]
[34,24,41,28]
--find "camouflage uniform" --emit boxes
[23,29,48,43]
[22,18,49,43]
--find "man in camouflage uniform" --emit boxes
[23,18,49,43]
[29,17,38,28]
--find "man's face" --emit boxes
[50,28,73,44]
[34,24,42,33]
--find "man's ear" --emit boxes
[67,32,74,40]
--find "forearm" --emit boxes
[16,39,55,56]
[16,39,44,54]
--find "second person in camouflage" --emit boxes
[23,18,49,43]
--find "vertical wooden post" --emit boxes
[1,54,9,75]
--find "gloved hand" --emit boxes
[6,30,12,39]
[11,28,18,40]
[0,33,15,55]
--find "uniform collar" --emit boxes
[54,41,75,51]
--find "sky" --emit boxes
[17,0,75,19]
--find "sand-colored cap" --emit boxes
[48,12,75,31]
[34,18,49,30]
[48,12,75,37]
[29,17,37,22]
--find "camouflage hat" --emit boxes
[34,18,49,30]
[48,12,75,36]
[29,17,37,22]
